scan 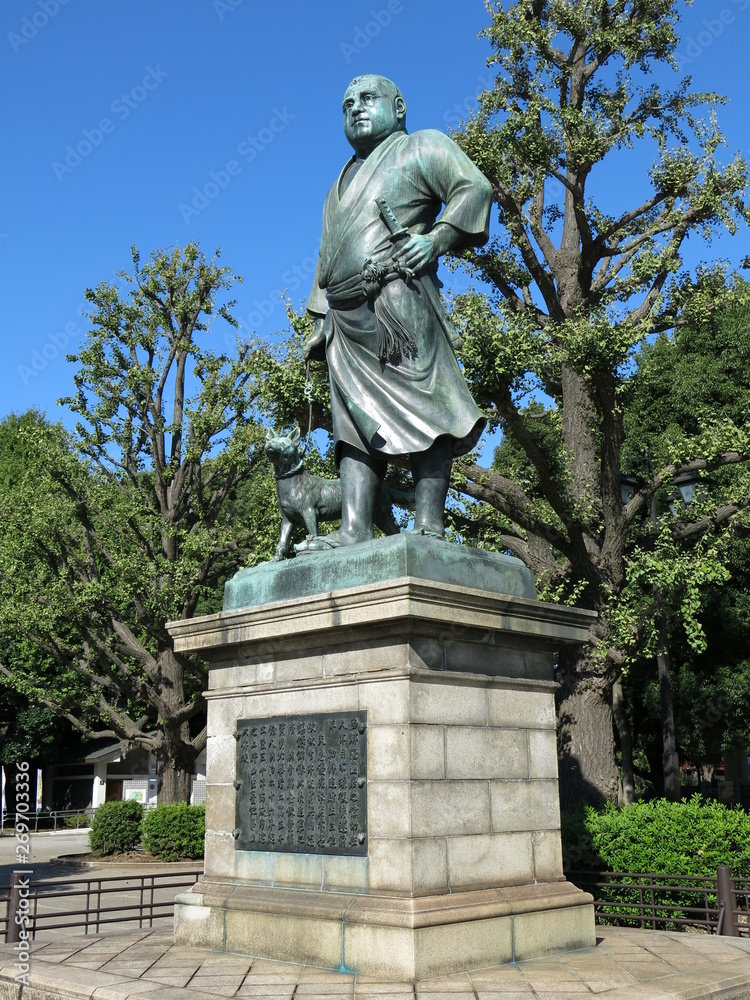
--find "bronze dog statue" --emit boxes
[265,426,401,560]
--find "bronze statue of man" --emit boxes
[301,74,492,548]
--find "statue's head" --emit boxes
[342,74,407,155]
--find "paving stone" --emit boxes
[194,954,252,974]
[235,985,298,998]
[468,967,532,988]
[353,977,416,996]
[98,959,164,978]
[415,976,475,993]
[241,958,303,983]
[189,972,248,995]
[474,994,541,1000]
[416,994,478,1000]
[297,973,355,995]
[354,989,416,998]
[4,926,750,1000]
[92,982,169,999]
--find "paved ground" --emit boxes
[0,830,92,882]
[2,837,749,998]
[1,927,750,999]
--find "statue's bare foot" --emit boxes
[294,527,371,554]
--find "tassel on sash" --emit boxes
[326,258,417,365]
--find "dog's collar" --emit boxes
[274,462,305,481]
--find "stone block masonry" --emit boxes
[169,535,597,980]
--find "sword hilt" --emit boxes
[375,196,409,242]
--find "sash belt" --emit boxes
[326,258,417,365]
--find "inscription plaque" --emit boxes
[234,711,367,856]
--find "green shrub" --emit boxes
[564,796,750,877]
[141,803,205,861]
[562,796,750,928]
[89,800,143,856]
[561,807,607,872]
[63,814,90,830]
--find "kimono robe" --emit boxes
[307,128,493,464]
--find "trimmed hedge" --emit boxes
[562,795,750,877]
[141,803,205,861]
[89,800,143,856]
[562,796,750,928]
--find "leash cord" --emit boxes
[301,359,314,457]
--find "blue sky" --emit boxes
[2,0,749,431]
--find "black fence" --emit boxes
[567,866,749,936]
[1,869,202,941]
[0,866,746,943]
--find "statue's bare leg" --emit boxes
[411,437,453,538]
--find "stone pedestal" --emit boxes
[169,535,596,980]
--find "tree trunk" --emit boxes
[156,748,194,804]
[153,646,198,804]
[612,675,635,806]
[154,730,197,804]
[657,615,681,801]
[557,645,619,810]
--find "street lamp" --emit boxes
[668,470,707,515]
[674,471,700,505]
[620,475,638,505]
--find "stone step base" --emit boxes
[174,878,595,980]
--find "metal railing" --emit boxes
[2,864,746,942]
[567,866,749,936]
[1,869,202,941]
[1,808,92,834]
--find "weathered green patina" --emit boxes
[299,75,492,551]
[224,532,535,610]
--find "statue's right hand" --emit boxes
[302,317,327,362]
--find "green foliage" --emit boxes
[614,289,750,787]
[562,797,750,925]
[249,306,332,436]
[63,814,91,830]
[0,245,292,801]
[564,797,750,877]
[623,282,750,464]
[627,532,750,777]
[0,696,81,764]
[444,2,750,805]
[561,806,605,872]
[89,800,143,856]
[141,803,205,861]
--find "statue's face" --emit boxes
[342,77,404,154]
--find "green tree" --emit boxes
[449,0,750,805]
[0,245,277,802]
[0,411,96,768]
[622,288,750,791]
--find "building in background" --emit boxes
[44,742,206,811]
